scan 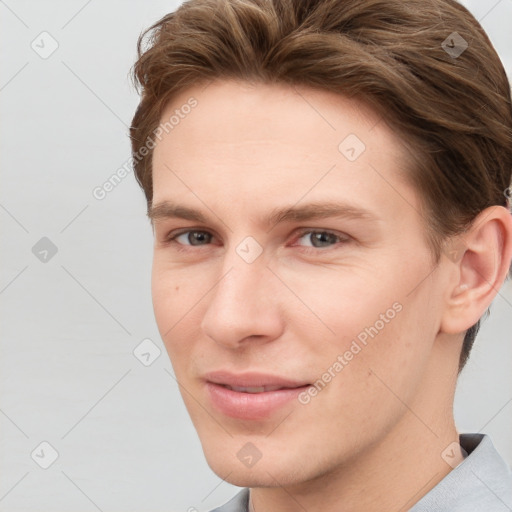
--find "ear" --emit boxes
[440,205,512,335]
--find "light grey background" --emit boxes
[1,1,511,511]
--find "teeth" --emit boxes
[226,385,284,393]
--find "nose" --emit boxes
[200,243,284,349]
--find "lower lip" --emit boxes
[206,382,310,420]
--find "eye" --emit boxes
[162,228,349,253]
[293,229,349,252]
[166,230,213,248]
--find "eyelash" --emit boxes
[162,228,350,254]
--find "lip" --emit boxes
[204,371,311,389]
[204,371,311,420]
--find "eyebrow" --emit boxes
[147,200,378,227]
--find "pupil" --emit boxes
[191,232,208,245]
[313,232,334,247]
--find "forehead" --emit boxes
[156,79,390,151]
[150,79,419,223]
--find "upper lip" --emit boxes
[204,371,311,389]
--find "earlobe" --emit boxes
[440,206,512,335]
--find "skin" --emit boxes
[149,79,512,512]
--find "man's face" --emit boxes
[150,80,450,486]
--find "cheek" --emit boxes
[151,259,196,319]
[151,264,193,356]
[281,266,403,341]
[315,286,438,425]
[290,260,436,381]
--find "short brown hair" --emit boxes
[130,0,512,371]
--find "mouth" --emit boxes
[204,370,311,390]
[219,384,303,393]
[203,371,312,420]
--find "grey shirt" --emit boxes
[209,434,512,512]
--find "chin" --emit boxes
[202,442,311,488]
[215,468,280,488]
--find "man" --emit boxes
[129,0,512,510]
